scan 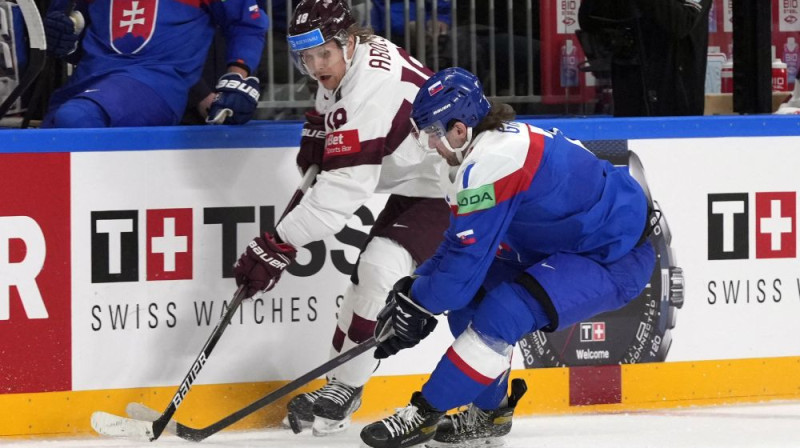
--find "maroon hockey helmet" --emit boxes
[288,0,356,50]
[287,0,357,75]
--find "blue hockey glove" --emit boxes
[374,276,438,359]
[207,73,260,125]
[45,11,82,58]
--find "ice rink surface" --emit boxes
[3,401,799,448]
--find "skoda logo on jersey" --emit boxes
[110,0,158,55]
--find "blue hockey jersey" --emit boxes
[49,0,267,119]
[412,121,648,314]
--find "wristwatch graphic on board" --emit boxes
[519,140,685,367]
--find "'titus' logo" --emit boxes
[708,192,797,260]
[91,209,192,283]
[90,205,374,284]
[579,322,606,342]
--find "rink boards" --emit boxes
[2,115,800,436]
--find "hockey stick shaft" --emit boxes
[146,165,319,440]
[0,0,46,118]
[168,307,394,441]
[175,336,380,441]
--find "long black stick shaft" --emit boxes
[149,165,319,440]
[178,337,379,441]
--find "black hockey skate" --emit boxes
[360,391,445,448]
[310,379,363,435]
[429,378,528,447]
[284,379,363,435]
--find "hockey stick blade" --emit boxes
[90,166,319,442]
[90,411,155,440]
[126,402,178,435]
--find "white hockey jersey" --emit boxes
[277,36,444,248]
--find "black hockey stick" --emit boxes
[91,164,319,441]
[0,0,46,118]
[122,336,381,442]
[123,295,395,442]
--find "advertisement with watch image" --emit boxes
[519,140,684,368]
[519,135,800,369]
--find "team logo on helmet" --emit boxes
[428,81,444,96]
[110,0,158,55]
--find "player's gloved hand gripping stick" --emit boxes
[90,165,320,441]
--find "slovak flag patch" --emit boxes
[457,229,476,245]
[428,81,444,96]
[249,4,261,19]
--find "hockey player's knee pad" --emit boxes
[52,98,110,128]
[451,325,513,381]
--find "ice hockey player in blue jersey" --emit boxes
[360,67,657,448]
[41,0,267,127]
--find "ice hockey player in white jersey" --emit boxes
[231,0,450,436]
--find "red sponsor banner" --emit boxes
[0,154,71,394]
[146,208,193,281]
[755,192,796,259]
[539,0,595,104]
[324,129,361,157]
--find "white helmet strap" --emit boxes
[442,127,473,163]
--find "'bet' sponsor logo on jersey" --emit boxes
[708,192,796,260]
[111,0,158,54]
[579,322,606,342]
[325,129,361,157]
[91,208,192,283]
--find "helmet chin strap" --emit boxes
[442,127,473,163]
[344,35,359,70]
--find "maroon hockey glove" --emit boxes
[296,110,326,175]
[374,276,438,359]
[233,232,297,298]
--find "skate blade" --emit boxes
[281,414,312,432]
[426,436,505,448]
[311,415,352,436]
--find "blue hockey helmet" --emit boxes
[410,67,490,153]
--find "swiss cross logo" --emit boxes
[147,209,193,281]
[755,192,796,259]
[579,322,606,342]
[0,153,71,394]
[708,192,796,260]
[324,129,361,157]
[110,0,158,54]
